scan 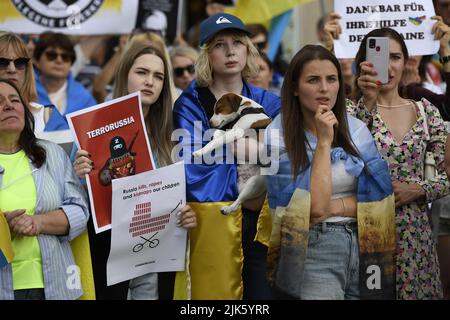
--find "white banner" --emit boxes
[0,0,139,34]
[334,0,439,58]
[107,162,187,286]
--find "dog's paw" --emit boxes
[192,150,202,158]
[221,204,239,215]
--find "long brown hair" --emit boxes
[282,45,360,178]
[113,42,173,166]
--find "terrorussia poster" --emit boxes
[67,92,155,233]
[334,0,439,59]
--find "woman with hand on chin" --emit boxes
[265,45,396,300]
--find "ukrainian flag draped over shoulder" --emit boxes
[0,212,14,269]
[266,114,396,299]
[225,0,314,24]
[172,81,280,299]
[70,230,95,300]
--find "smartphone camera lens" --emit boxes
[369,39,376,49]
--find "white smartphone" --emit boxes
[366,37,389,84]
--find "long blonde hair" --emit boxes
[113,42,173,166]
[0,32,38,105]
[195,31,260,87]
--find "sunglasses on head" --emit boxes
[44,50,73,63]
[174,64,195,77]
[0,57,30,70]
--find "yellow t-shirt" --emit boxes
[0,150,44,290]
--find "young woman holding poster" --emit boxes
[351,27,449,299]
[74,42,197,300]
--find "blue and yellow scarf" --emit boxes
[265,114,396,299]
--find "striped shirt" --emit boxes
[0,140,89,300]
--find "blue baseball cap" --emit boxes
[199,13,249,46]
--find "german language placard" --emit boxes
[334,0,439,58]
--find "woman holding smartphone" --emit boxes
[350,27,449,299]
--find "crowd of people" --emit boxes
[1,0,450,300]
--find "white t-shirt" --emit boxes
[324,159,357,223]
[46,81,68,122]
[29,102,45,134]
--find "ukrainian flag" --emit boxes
[172,81,280,299]
[225,0,313,24]
[0,212,14,269]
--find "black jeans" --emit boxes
[242,208,273,300]
[14,288,45,300]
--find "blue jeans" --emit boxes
[300,221,360,300]
[128,273,158,300]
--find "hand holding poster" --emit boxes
[107,162,187,286]
[334,0,439,58]
[67,92,155,233]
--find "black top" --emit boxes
[197,86,217,120]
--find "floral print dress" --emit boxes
[347,98,448,300]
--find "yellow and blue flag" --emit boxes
[409,16,426,26]
[225,0,314,25]
[0,212,14,269]
[266,115,396,299]
[172,81,280,299]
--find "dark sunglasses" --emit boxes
[20,35,39,45]
[0,57,30,70]
[254,41,267,50]
[173,64,195,77]
[44,51,73,63]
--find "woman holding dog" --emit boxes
[73,41,197,300]
[172,13,280,299]
[265,45,397,300]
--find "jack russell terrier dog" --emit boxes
[192,93,272,215]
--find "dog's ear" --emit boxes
[214,94,233,114]
[225,93,243,112]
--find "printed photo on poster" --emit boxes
[134,0,180,44]
[67,92,155,233]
